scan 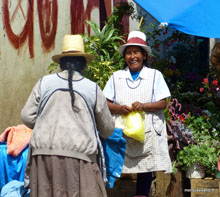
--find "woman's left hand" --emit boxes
[132,101,144,111]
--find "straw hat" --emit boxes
[52,34,94,64]
[119,31,152,55]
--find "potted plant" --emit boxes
[171,108,220,177]
[176,143,218,178]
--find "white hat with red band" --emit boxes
[119,31,152,55]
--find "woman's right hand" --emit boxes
[106,99,132,115]
[120,105,132,115]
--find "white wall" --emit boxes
[0,0,140,132]
[0,0,99,131]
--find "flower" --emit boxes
[200,88,204,92]
[212,80,218,86]
[203,78,209,84]
[200,78,220,99]
[177,114,186,123]
[167,98,189,124]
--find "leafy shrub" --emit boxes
[177,144,219,174]
[83,2,136,89]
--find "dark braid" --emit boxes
[68,68,74,107]
[60,56,86,107]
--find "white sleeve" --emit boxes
[153,70,171,102]
[103,75,115,102]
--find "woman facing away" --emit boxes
[103,30,172,197]
[20,34,114,197]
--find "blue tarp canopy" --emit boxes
[133,0,220,38]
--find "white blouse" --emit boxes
[103,66,171,102]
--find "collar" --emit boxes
[58,70,83,80]
[119,66,150,80]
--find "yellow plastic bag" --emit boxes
[115,111,145,143]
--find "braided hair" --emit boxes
[60,56,86,107]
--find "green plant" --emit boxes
[177,143,219,174]
[47,62,60,74]
[172,161,178,175]
[83,2,136,89]
[175,111,220,174]
[185,116,212,144]
[83,21,125,89]
[185,113,220,143]
[167,98,220,175]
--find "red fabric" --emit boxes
[127,37,146,45]
[0,124,32,157]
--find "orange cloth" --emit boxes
[0,124,32,157]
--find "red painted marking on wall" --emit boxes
[2,0,34,58]
[70,0,85,34]
[2,0,130,59]
[11,0,26,22]
[70,0,99,35]
[37,0,58,51]
[104,0,112,17]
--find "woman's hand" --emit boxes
[106,99,132,115]
[120,105,132,115]
[132,101,144,111]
